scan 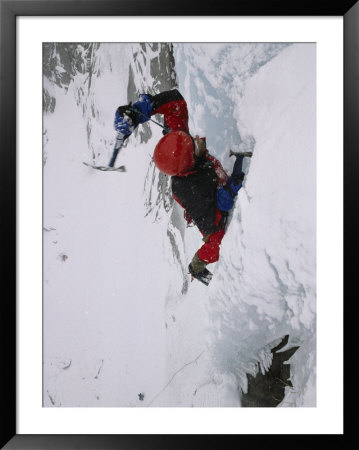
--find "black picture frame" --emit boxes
[1,0,357,448]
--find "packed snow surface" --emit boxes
[43,43,316,409]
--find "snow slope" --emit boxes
[43,42,316,408]
[43,44,175,407]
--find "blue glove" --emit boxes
[227,176,243,196]
[114,94,153,134]
[216,177,243,212]
[132,94,153,124]
[217,188,235,212]
[114,108,135,135]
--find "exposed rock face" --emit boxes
[43,43,97,113]
[241,335,300,407]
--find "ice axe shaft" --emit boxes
[108,133,125,167]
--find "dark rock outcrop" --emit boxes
[241,335,299,407]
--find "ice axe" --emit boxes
[108,132,126,167]
[229,150,253,158]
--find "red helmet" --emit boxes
[153,131,195,176]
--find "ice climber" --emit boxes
[112,89,252,285]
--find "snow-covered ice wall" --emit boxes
[43,42,316,408]
[207,44,316,407]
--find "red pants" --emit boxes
[197,229,225,264]
[197,209,226,264]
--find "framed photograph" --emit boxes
[2,0,356,448]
